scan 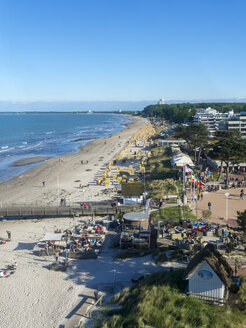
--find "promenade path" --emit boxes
[188,186,246,224]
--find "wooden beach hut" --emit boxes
[121,182,145,205]
[184,244,232,302]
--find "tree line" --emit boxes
[141,103,246,123]
[175,125,246,188]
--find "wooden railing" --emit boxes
[84,294,103,320]
[0,203,145,218]
[187,292,227,304]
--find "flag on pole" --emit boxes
[184,165,193,174]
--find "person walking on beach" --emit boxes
[208,201,212,211]
[200,192,203,201]
[240,191,244,200]
[42,181,46,187]
[6,231,11,241]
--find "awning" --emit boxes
[40,232,65,241]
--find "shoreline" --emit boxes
[11,156,52,167]
[0,115,146,206]
[0,113,131,183]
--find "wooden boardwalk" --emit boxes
[0,203,144,218]
[59,288,97,328]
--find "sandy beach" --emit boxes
[0,115,157,328]
[0,216,174,328]
[0,116,146,207]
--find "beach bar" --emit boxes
[123,211,149,230]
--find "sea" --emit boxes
[0,113,131,183]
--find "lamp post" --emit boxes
[225,193,230,221]
[194,195,198,219]
[183,166,187,204]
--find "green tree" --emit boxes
[141,102,246,120]
[209,130,246,188]
[202,210,212,221]
[237,210,246,238]
[175,123,208,164]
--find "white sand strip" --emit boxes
[0,116,146,206]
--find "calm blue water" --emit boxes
[0,113,131,182]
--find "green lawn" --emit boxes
[95,270,246,328]
[150,206,196,224]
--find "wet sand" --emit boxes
[11,157,51,167]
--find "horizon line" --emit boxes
[0,98,246,104]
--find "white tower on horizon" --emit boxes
[157,98,165,105]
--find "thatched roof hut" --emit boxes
[184,243,232,288]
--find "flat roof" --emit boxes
[123,212,149,222]
[40,232,65,241]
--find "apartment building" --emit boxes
[193,107,233,136]
[228,112,246,138]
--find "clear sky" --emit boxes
[0,0,246,103]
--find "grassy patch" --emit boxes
[234,275,246,311]
[148,179,178,200]
[114,249,152,260]
[95,270,246,328]
[150,206,196,224]
[114,253,132,260]
[170,249,185,261]
[155,252,168,264]
[146,146,178,181]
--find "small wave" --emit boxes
[1,146,8,149]
[0,147,15,153]
[17,141,43,152]
[45,131,54,135]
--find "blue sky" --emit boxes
[0,0,246,104]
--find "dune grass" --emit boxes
[95,270,246,328]
[146,146,178,181]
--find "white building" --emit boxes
[158,139,186,147]
[228,112,246,138]
[184,244,232,301]
[193,107,234,136]
[121,182,145,205]
[123,195,144,205]
[171,153,194,168]
[157,98,165,105]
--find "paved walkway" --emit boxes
[188,186,246,224]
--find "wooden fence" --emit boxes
[187,292,227,305]
[0,203,144,218]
